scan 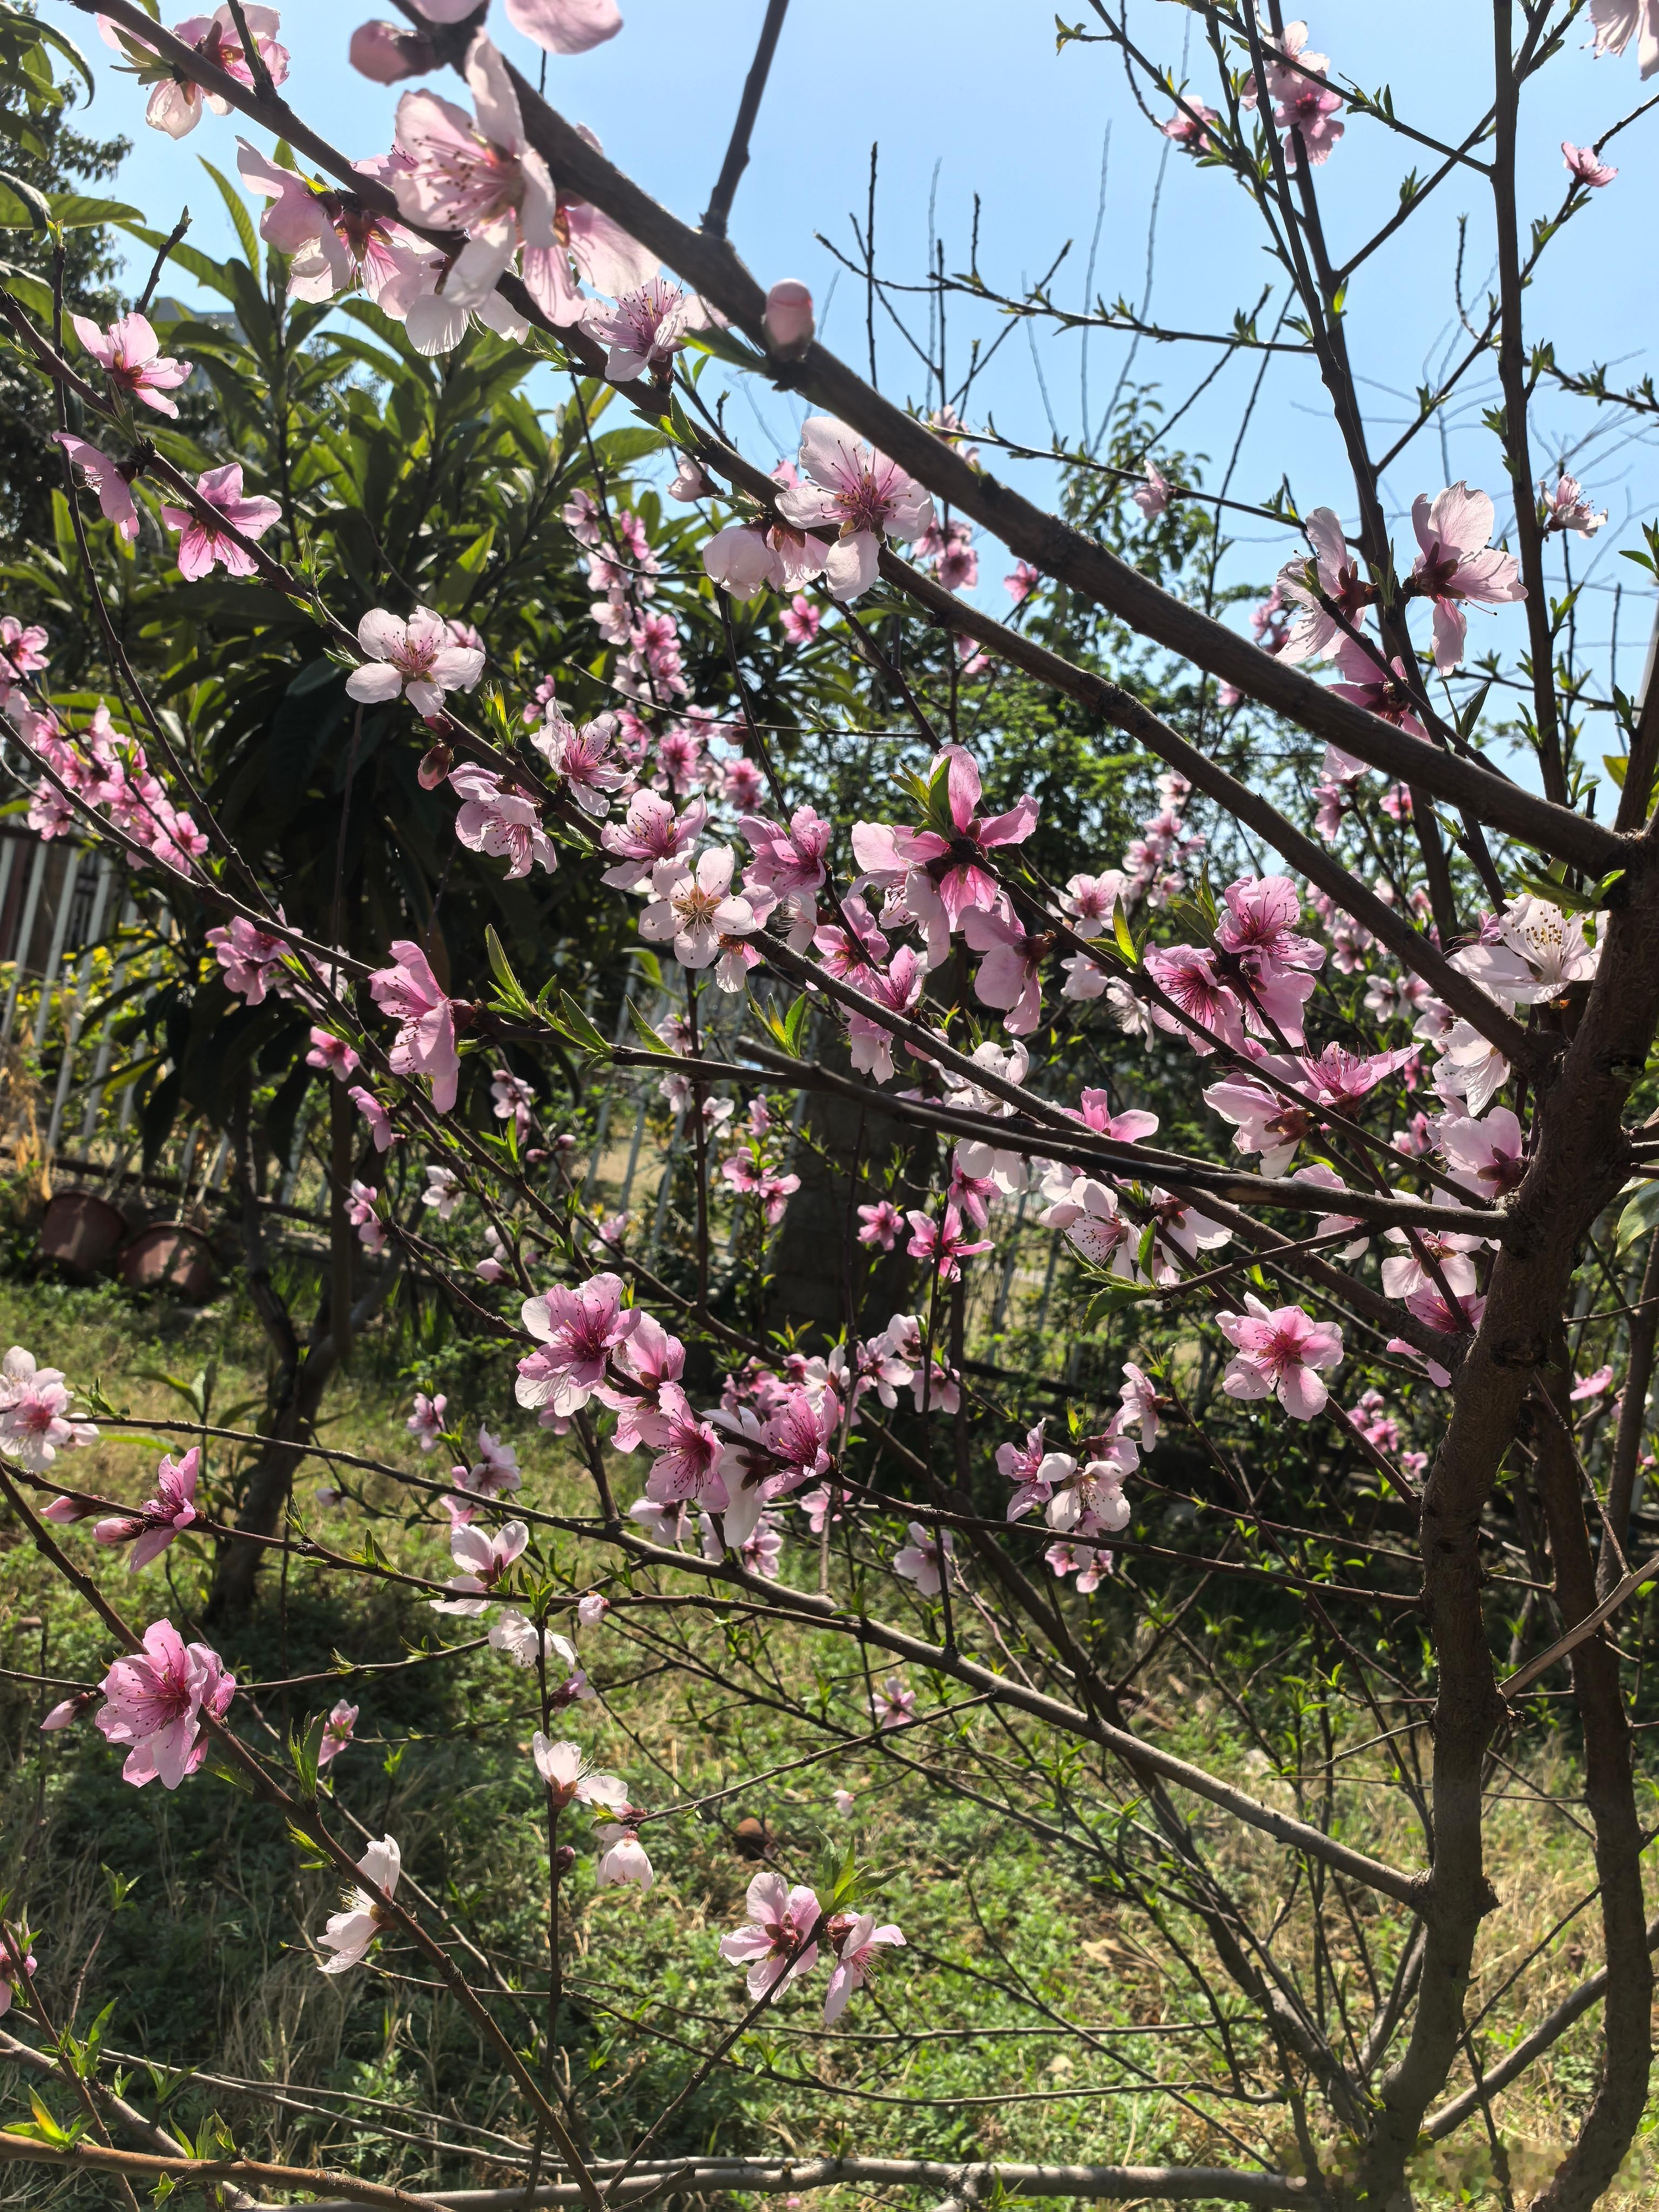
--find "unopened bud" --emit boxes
[417,741,453,790]
[347,18,437,82]
[551,1844,577,1877]
[763,279,814,360]
[667,452,713,502]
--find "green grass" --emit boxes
[0,1273,1655,2210]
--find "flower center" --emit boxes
[675,884,721,926]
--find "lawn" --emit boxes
[0,1271,1652,2211]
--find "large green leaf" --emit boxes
[50,191,143,228]
[197,156,261,277]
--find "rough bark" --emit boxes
[1526,1367,1652,2211]
[1354,861,1659,2207]
[1602,1226,1659,1585]
[208,1082,396,1620]
[764,1067,930,1343]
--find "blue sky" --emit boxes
[58,0,1659,713]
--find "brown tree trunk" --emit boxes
[764,1073,931,1344]
[206,1078,394,1622]
[1354,856,1659,2207]
[1528,1364,1653,2211]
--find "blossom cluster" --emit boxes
[5,637,210,877]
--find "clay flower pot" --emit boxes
[39,1190,128,1278]
[118,1221,215,1303]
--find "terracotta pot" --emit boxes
[39,1190,127,1278]
[118,1222,214,1303]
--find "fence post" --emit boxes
[278,1094,314,1206]
[29,847,80,1050]
[0,837,19,949]
[1,840,49,1045]
[80,895,139,1146]
[647,1105,685,1262]
[989,1189,1029,1336]
[583,957,642,1202]
[46,854,113,1152]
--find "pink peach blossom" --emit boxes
[857,1199,903,1250]
[348,18,436,82]
[101,6,288,138]
[1410,483,1526,673]
[719,1871,822,1997]
[584,278,694,382]
[348,607,484,714]
[531,1735,626,1811]
[0,1348,98,1471]
[1562,140,1618,186]
[1202,1070,1313,1177]
[390,36,559,350]
[370,940,460,1114]
[160,464,281,581]
[774,417,934,601]
[780,594,821,645]
[350,1086,399,1152]
[872,1675,916,1729]
[1132,462,1171,518]
[962,902,1044,1034]
[595,1825,654,1889]
[1142,945,1244,1055]
[307,1028,360,1081]
[600,790,707,891]
[503,0,621,53]
[893,1520,953,1596]
[318,1698,358,1768]
[69,312,190,416]
[93,1447,199,1569]
[450,766,558,878]
[639,846,761,970]
[1327,637,1427,736]
[1218,1297,1344,1420]
[1434,1106,1526,1198]
[517,1271,638,1415]
[95,1618,234,1789]
[207,915,289,1005]
[905,1203,992,1284]
[1274,508,1372,662]
[1162,98,1219,152]
[319,1836,400,1972]
[881,745,1039,937]
[1542,472,1607,535]
[1588,0,1658,77]
[824,1913,904,2022]
[430,1517,529,1613]
[763,279,815,356]
[1380,1224,1480,1304]
[1118,1364,1161,1449]
[742,805,833,898]
[644,1385,727,1511]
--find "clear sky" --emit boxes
[55,0,1659,711]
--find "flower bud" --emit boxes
[667,452,713,502]
[41,1691,95,1731]
[417,741,453,790]
[763,280,814,361]
[347,18,437,82]
[551,1844,577,1877]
